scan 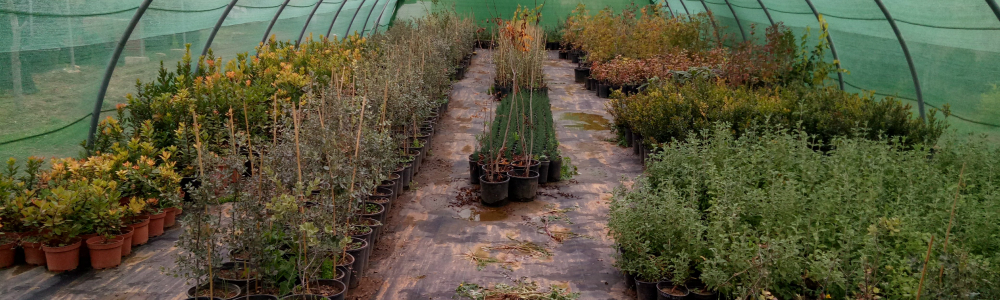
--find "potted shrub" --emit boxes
[21,185,85,272]
[82,179,128,269]
[0,232,17,268]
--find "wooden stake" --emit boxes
[916,235,934,300]
[939,163,965,284]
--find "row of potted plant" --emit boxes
[0,136,183,272]
[472,11,562,207]
[609,124,1000,300]
[143,11,479,300]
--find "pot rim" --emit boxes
[86,236,125,249]
[479,174,510,183]
[506,170,540,179]
[41,239,82,251]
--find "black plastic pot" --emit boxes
[494,85,512,99]
[184,298,222,300]
[217,262,259,294]
[479,174,509,207]
[377,182,396,202]
[586,78,597,90]
[558,50,568,59]
[359,218,382,249]
[345,237,369,289]
[279,295,328,300]
[507,170,539,202]
[469,155,480,185]
[548,157,562,183]
[537,159,550,184]
[294,280,345,300]
[656,282,689,300]
[635,277,659,300]
[334,254,353,292]
[632,132,643,155]
[623,126,633,146]
[574,67,590,83]
[181,176,202,202]
[234,296,277,300]
[406,147,424,175]
[597,83,611,98]
[684,280,717,300]
[570,51,581,63]
[401,162,413,190]
[391,168,404,196]
[365,198,389,223]
[186,281,242,299]
[347,226,372,256]
[510,159,540,174]
[624,272,636,290]
[545,41,560,50]
[335,266,350,291]
[357,203,385,225]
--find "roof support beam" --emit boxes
[261,0,293,46]
[297,0,326,45]
[874,0,925,121]
[804,0,845,91]
[196,0,240,74]
[88,0,154,150]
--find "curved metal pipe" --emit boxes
[804,0,844,91]
[663,1,676,18]
[755,0,775,26]
[874,0,925,121]
[261,0,293,46]
[345,0,369,36]
[88,0,154,150]
[988,0,1000,24]
[326,0,351,39]
[297,0,325,45]
[722,0,746,41]
[360,0,381,35]
[369,0,394,35]
[678,0,692,20]
[699,0,721,43]
[196,0,240,74]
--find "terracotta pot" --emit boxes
[164,207,179,228]
[0,232,18,268]
[148,211,167,237]
[128,216,151,246]
[86,236,124,269]
[43,239,82,272]
[119,229,135,256]
[22,240,45,266]
[78,232,99,268]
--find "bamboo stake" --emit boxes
[916,235,934,300]
[938,163,966,284]
[293,106,303,183]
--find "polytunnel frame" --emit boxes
[195,0,241,74]
[874,0,925,121]
[368,0,394,35]
[755,0,774,26]
[326,0,351,38]
[722,0,747,41]
[803,0,845,92]
[344,0,368,35]
[262,0,294,46]
[360,0,382,35]
[87,0,155,150]
[297,0,327,45]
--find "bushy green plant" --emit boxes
[611,124,1000,299]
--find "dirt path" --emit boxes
[358,50,642,299]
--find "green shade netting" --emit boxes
[0,0,397,160]
[658,0,1000,141]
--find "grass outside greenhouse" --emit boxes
[1,1,999,300]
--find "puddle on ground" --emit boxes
[461,144,473,153]
[562,112,610,131]
[459,207,510,222]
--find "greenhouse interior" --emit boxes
[1,0,998,299]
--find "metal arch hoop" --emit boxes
[297,0,326,45]
[345,0,369,36]
[723,0,746,41]
[359,0,382,35]
[326,0,351,39]
[261,0,293,47]
[874,0,925,121]
[804,0,844,91]
[678,0,692,20]
[988,0,1000,24]
[663,1,676,18]
[368,0,394,35]
[196,0,240,74]
[699,0,721,43]
[756,0,775,26]
[87,0,155,150]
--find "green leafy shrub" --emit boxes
[609,124,1000,299]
